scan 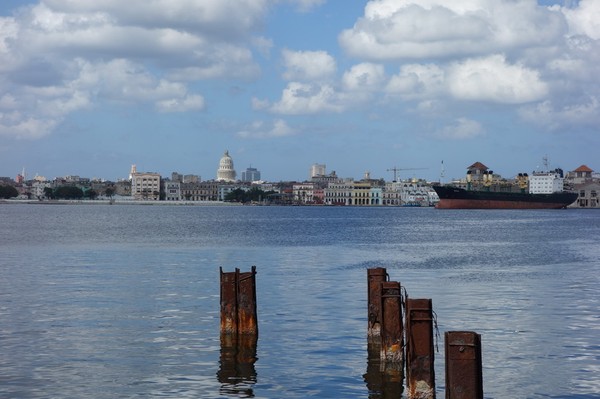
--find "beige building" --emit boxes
[572,182,600,208]
[131,168,161,200]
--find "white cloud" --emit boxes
[156,95,205,113]
[282,49,336,81]
[339,0,566,60]
[558,0,600,40]
[447,55,548,104]
[0,113,59,140]
[270,82,343,114]
[342,63,385,91]
[289,0,326,13]
[236,119,296,139]
[251,97,270,111]
[519,97,600,131]
[0,1,270,139]
[436,117,484,140]
[386,63,445,98]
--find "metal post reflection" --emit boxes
[217,334,258,398]
[364,341,404,399]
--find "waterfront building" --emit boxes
[131,171,161,200]
[572,182,600,208]
[352,182,377,205]
[466,161,489,182]
[293,183,315,204]
[164,181,181,201]
[180,181,219,201]
[242,167,261,182]
[567,165,594,185]
[324,180,353,205]
[217,150,236,182]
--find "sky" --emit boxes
[0,0,598,183]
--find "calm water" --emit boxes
[0,204,598,399]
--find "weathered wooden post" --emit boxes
[367,267,388,341]
[405,298,436,399]
[380,281,404,373]
[445,331,483,399]
[220,266,258,337]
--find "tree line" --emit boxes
[0,185,117,200]
[224,187,275,203]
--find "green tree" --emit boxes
[105,187,115,199]
[85,189,98,199]
[0,185,19,199]
[54,186,84,199]
[224,188,247,202]
[44,187,54,199]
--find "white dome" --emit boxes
[217,150,236,182]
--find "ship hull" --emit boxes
[433,186,578,209]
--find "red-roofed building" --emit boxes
[567,165,594,184]
[466,162,489,181]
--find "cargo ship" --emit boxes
[432,185,578,209]
[433,160,578,209]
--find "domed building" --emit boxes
[217,150,236,182]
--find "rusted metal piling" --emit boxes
[220,266,258,337]
[380,281,404,370]
[367,267,388,341]
[445,331,483,399]
[218,266,259,396]
[405,298,436,399]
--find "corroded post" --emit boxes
[220,266,258,337]
[219,266,259,396]
[380,281,404,374]
[406,298,436,399]
[237,266,258,336]
[445,331,483,399]
[220,267,239,335]
[367,267,388,341]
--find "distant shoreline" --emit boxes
[0,199,242,206]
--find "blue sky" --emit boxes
[0,0,598,182]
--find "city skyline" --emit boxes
[0,1,598,182]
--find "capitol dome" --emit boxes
[217,150,236,182]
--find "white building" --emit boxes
[164,181,181,201]
[310,163,326,179]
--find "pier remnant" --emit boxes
[220,266,258,337]
[218,266,258,396]
[445,331,483,399]
[380,281,404,371]
[367,267,388,340]
[405,298,436,399]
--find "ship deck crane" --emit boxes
[387,167,428,182]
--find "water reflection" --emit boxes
[217,334,258,398]
[363,342,404,399]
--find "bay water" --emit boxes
[0,204,598,398]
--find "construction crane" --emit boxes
[387,167,428,182]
